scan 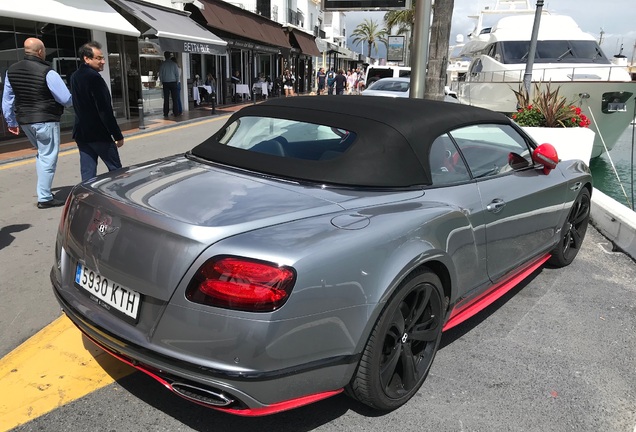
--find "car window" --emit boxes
[216,116,356,161]
[449,124,533,179]
[368,80,409,92]
[429,134,471,186]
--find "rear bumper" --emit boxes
[51,269,352,415]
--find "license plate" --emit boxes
[75,262,141,322]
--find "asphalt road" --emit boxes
[1,119,635,431]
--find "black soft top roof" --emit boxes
[191,96,513,187]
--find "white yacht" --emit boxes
[454,0,636,158]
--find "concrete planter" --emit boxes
[522,126,596,165]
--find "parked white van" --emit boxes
[365,65,411,85]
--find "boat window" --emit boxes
[449,124,534,180]
[499,41,610,64]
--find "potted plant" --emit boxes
[510,83,595,163]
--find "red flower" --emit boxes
[575,107,582,115]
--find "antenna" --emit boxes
[598,27,605,45]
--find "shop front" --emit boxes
[106,0,227,117]
[186,0,292,103]
[287,28,321,94]
[0,0,140,140]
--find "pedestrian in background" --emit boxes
[334,69,347,95]
[71,41,124,182]
[316,67,326,95]
[2,37,72,208]
[170,56,182,115]
[326,68,336,95]
[282,69,295,97]
[158,51,180,117]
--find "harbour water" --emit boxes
[589,124,636,211]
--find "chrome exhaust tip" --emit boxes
[171,382,235,407]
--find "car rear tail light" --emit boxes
[58,195,72,231]
[186,256,296,312]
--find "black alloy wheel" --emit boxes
[549,188,591,267]
[348,269,444,411]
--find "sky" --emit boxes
[344,0,636,60]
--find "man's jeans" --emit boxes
[21,122,60,202]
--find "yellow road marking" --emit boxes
[0,115,228,171]
[0,316,134,431]
[0,114,232,430]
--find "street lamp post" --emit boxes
[523,0,544,100]
[410,0,433,98]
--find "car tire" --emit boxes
[347,269,444,411]
[548,188,591,267]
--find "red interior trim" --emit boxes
[443,253,550,332]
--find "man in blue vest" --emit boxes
[71,41,124,182]
[2,37,72,208]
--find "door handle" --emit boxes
[487,199,506,213]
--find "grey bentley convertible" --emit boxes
[51,96,591,415]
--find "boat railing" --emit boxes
[466,64,632,84]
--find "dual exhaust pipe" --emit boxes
[171,382,235,407]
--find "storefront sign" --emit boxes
[226,39,280,54]
[159,37,227,55]
[322,0,410,10]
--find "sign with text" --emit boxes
[322,0,410,11]
[387,35,405,62]
[158,38,227,56]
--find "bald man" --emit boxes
[2,37,72,208]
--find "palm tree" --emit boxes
[383,0,455,100]
[425,0,455,101]
[351,19,388,58]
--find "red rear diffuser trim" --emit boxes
[443,253,550,332]
[79,329,343,416]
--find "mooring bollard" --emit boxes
[138,99,146,130]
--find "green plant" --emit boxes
[510,83,591,128]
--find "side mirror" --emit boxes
[532,143,559,175]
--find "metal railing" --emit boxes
[467,64,632,84]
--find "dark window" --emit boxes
[256,0,271,18]
[499,40,610,64]
[449,124,533,180]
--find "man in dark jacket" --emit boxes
[2,37,72,208]
[334,69,347,95]
[71,41,124,182]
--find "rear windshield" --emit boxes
[366,67,411,80]
[216,116,357,161]
[367,80,409,92]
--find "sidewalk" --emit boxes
[0,102,250,165]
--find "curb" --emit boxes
[0,112,229,166]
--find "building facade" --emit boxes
[0,0,355,141]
